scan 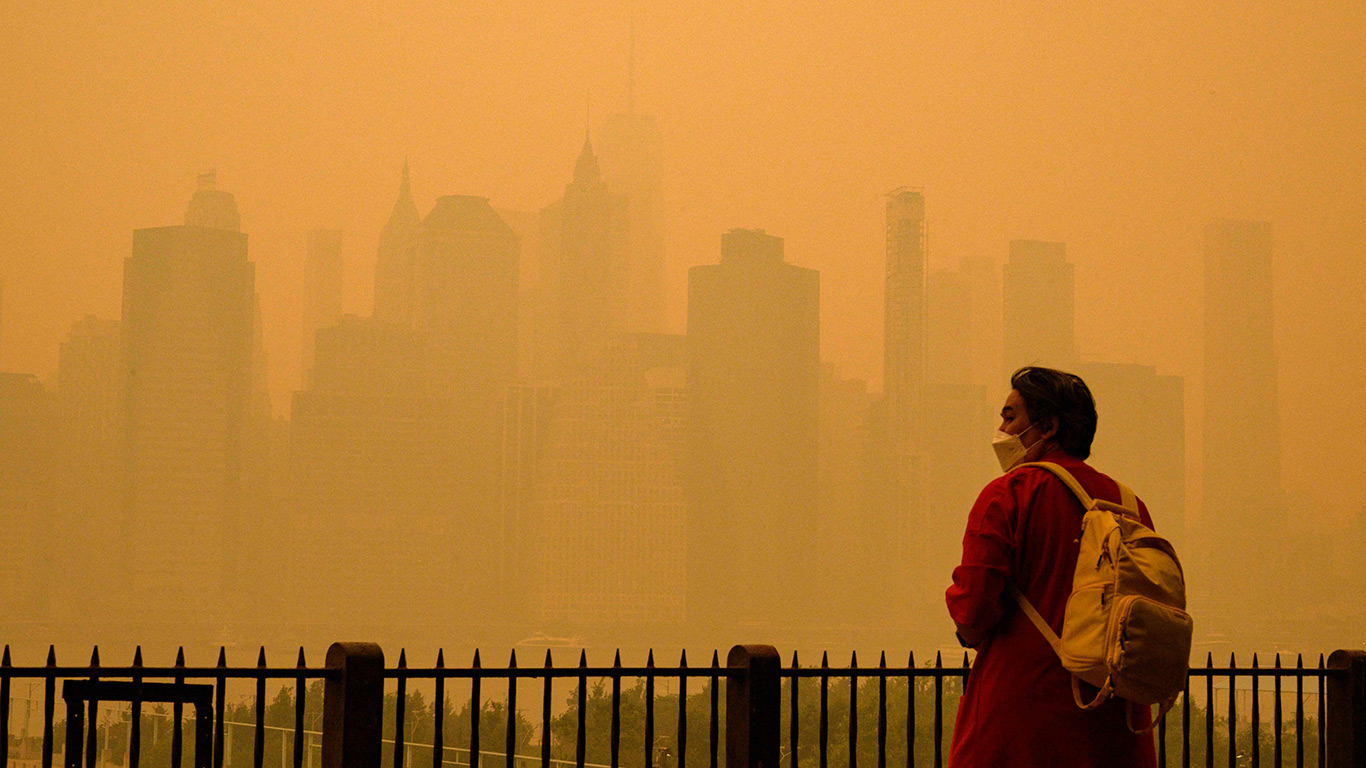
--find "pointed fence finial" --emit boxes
[257,647,267,667]
[509,649,518,668]
[217,647,227,667]
[296,647,306,667]
[46,646,55,666]
[436,649,445,668]
[90,646,100,666]
[175,647,186,667]
[133,647,143,667]
[398,649,408,667]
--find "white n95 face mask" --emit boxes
[992,424,1038,473]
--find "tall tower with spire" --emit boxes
[373,161,421,326]
[596,25,666,334]
[537,134,630,379]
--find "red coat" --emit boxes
[945,452,1158,768]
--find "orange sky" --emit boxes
[2,0,1363,520]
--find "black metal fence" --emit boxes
[2,644,1363,768]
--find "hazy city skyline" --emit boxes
[2,2,1363,537]
[0,1,1363,658]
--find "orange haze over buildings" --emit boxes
[1,0,1365,649]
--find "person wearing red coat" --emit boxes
[945,367,1157,768]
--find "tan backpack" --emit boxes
[1009,461,1193,732]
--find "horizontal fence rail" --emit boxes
[0,645,334,768]
[382,648,739,768]
[2,645,1362,768]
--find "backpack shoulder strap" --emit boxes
[1008,583,1063,655]
[1117,480,1138,514]
[1015,461,1094,508]
[1017,461,1141,517]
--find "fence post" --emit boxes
[727,645,780,768]
[322,643,385,768]
[1327,650,1366,768]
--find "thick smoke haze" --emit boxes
[1,0,1364,659]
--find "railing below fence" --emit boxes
[1,645,1362,768]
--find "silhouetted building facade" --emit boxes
[530,334,687,634]
[373,161,421,326]
[598,111,666,333]
[903,263,1001,634]
[120,176,256,625]
[290,316,462,633]
[1003,239,1076,372]
[816,365,878,634]
[0,373,58,621]
[868,190,929,631]
[686,229,819,641]
[412,195,519,392]
[537,136,630,381]
[54,316,122,621]
[1076,361,1186,552]
[1202,219,1285,617]
[301,229,343,387]
[883,188,927,503]
[410,197,519,598]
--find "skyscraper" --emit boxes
[1076,361,1186,552]
[537,136,630,381]
[410,194,519,621]
[884,188,927,460]
[0,373,57,621]
[915,263,1001,634]
[120,176,256,625]
[1202,219,1284,614]
[530,334,687,635]
[301,229,343,387]
[872,189,927,629]
[1002,239,1076,372]
[55,316,122,621]
[686,229,819,641]
[598,111,665,334]
[412,195,519,393]
[373,161,421,326]
[290,316,461,633]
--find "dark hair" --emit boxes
[1010,366,1098,459]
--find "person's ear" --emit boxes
[1039,418,1060,442]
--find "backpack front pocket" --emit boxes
[1108,594,1193,705]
